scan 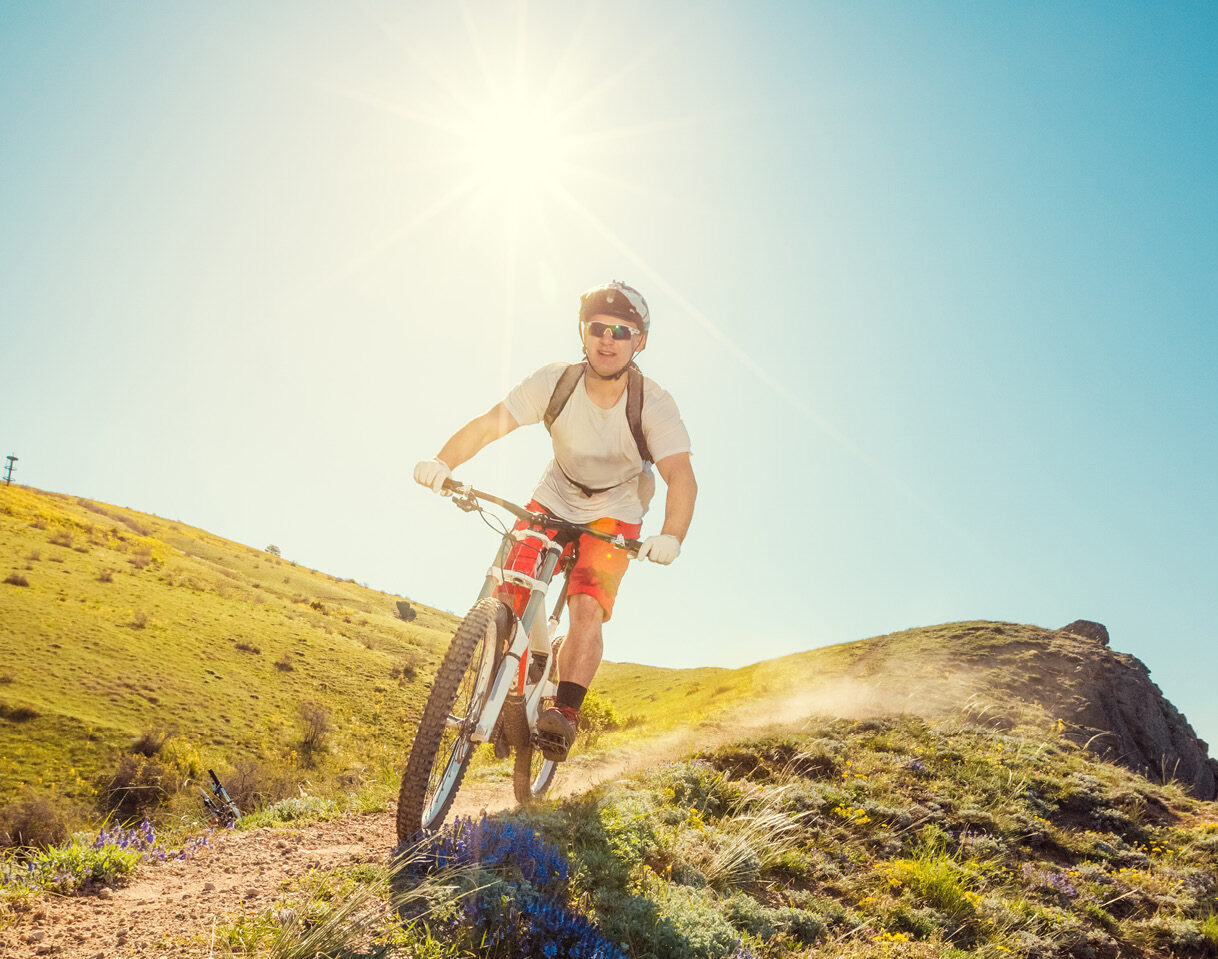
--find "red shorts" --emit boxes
[499,500,642,622]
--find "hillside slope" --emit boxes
[4,711,1216,958]
[0,484,457,809]
[4,482,1213,832]
[598,621,1218,800]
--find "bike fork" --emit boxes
[471,537,565,742]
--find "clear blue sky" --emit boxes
[3,2,1216,748]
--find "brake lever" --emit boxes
[452,488,480,513]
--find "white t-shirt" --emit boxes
[503,362,692,524]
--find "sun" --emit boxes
[312,4,670,280]
[454,83,575,214]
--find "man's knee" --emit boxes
[568,592,607,628]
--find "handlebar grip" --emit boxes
[441,477,461,493]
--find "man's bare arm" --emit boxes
[654,452,697,543]
[435,403,520,471]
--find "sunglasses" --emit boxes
[584,320,644,341]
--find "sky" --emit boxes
[3,2,1216,748]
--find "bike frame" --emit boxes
[444,481,641,745]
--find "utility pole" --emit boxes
[4,455,16,486]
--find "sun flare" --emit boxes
[455,86,574,212]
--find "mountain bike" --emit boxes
[396,479,642,841]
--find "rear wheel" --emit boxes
[512,633,563,805]
[396,598,510,841]
[513,738,559,804]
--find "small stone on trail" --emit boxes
[202,882,216,893]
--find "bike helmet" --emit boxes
[578,280,650,333]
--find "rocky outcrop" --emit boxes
[1058,620,1109,646]
[1014,624,1216,799]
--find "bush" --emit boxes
[399,816,628,959]
[131,728,174,757]
[3,572,29,587]
[101,754,177,821]
[219,758,298,813]
[1,821,212,896]
[299,701,332,762]
[0,702,38,722]
[0,789,75,850]
[577,689,626,747]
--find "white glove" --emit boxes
[413,457,452,494]
[636,533,681,565]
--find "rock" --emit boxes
[97,887,113,900]
[28,930,47,942]
[202,882,216,893]
[1059,620,1109,645]
[1012,628,1218,799]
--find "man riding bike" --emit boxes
[414,280,697,761]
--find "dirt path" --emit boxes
[0,700,812,959]
[0,774,536,959]
[0,730,713,959]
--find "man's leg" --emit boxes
[538,594,604,761]
[538,519,639,761]
[558,593,605,688]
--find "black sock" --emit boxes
[556,681,588,711]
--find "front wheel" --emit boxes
[396,598,510,841]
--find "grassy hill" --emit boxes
[3,481,1213,835]
[597,622,1218,801]
[0,484,457,817]
[4,485,1218,957]
[54,711,1211,959]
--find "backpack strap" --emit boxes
[625,365,652,464]
[543,361,653,497]
[543,362,588,434]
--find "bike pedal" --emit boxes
[537,731,571,763]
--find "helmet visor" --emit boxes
[579,282,649,331]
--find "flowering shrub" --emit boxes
[403,816,625,959]
[0,820,214,895]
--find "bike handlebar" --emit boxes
[441,478,643,556]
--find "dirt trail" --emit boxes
[0,721,746,959]
[1,686,866,959]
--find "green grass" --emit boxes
[0,485,456,816]
[502,712,1218,958]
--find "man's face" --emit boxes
[583,314,646,377]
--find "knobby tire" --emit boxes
[396,598,509,841]
[511,632,563,805]
[512,740,558,804]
